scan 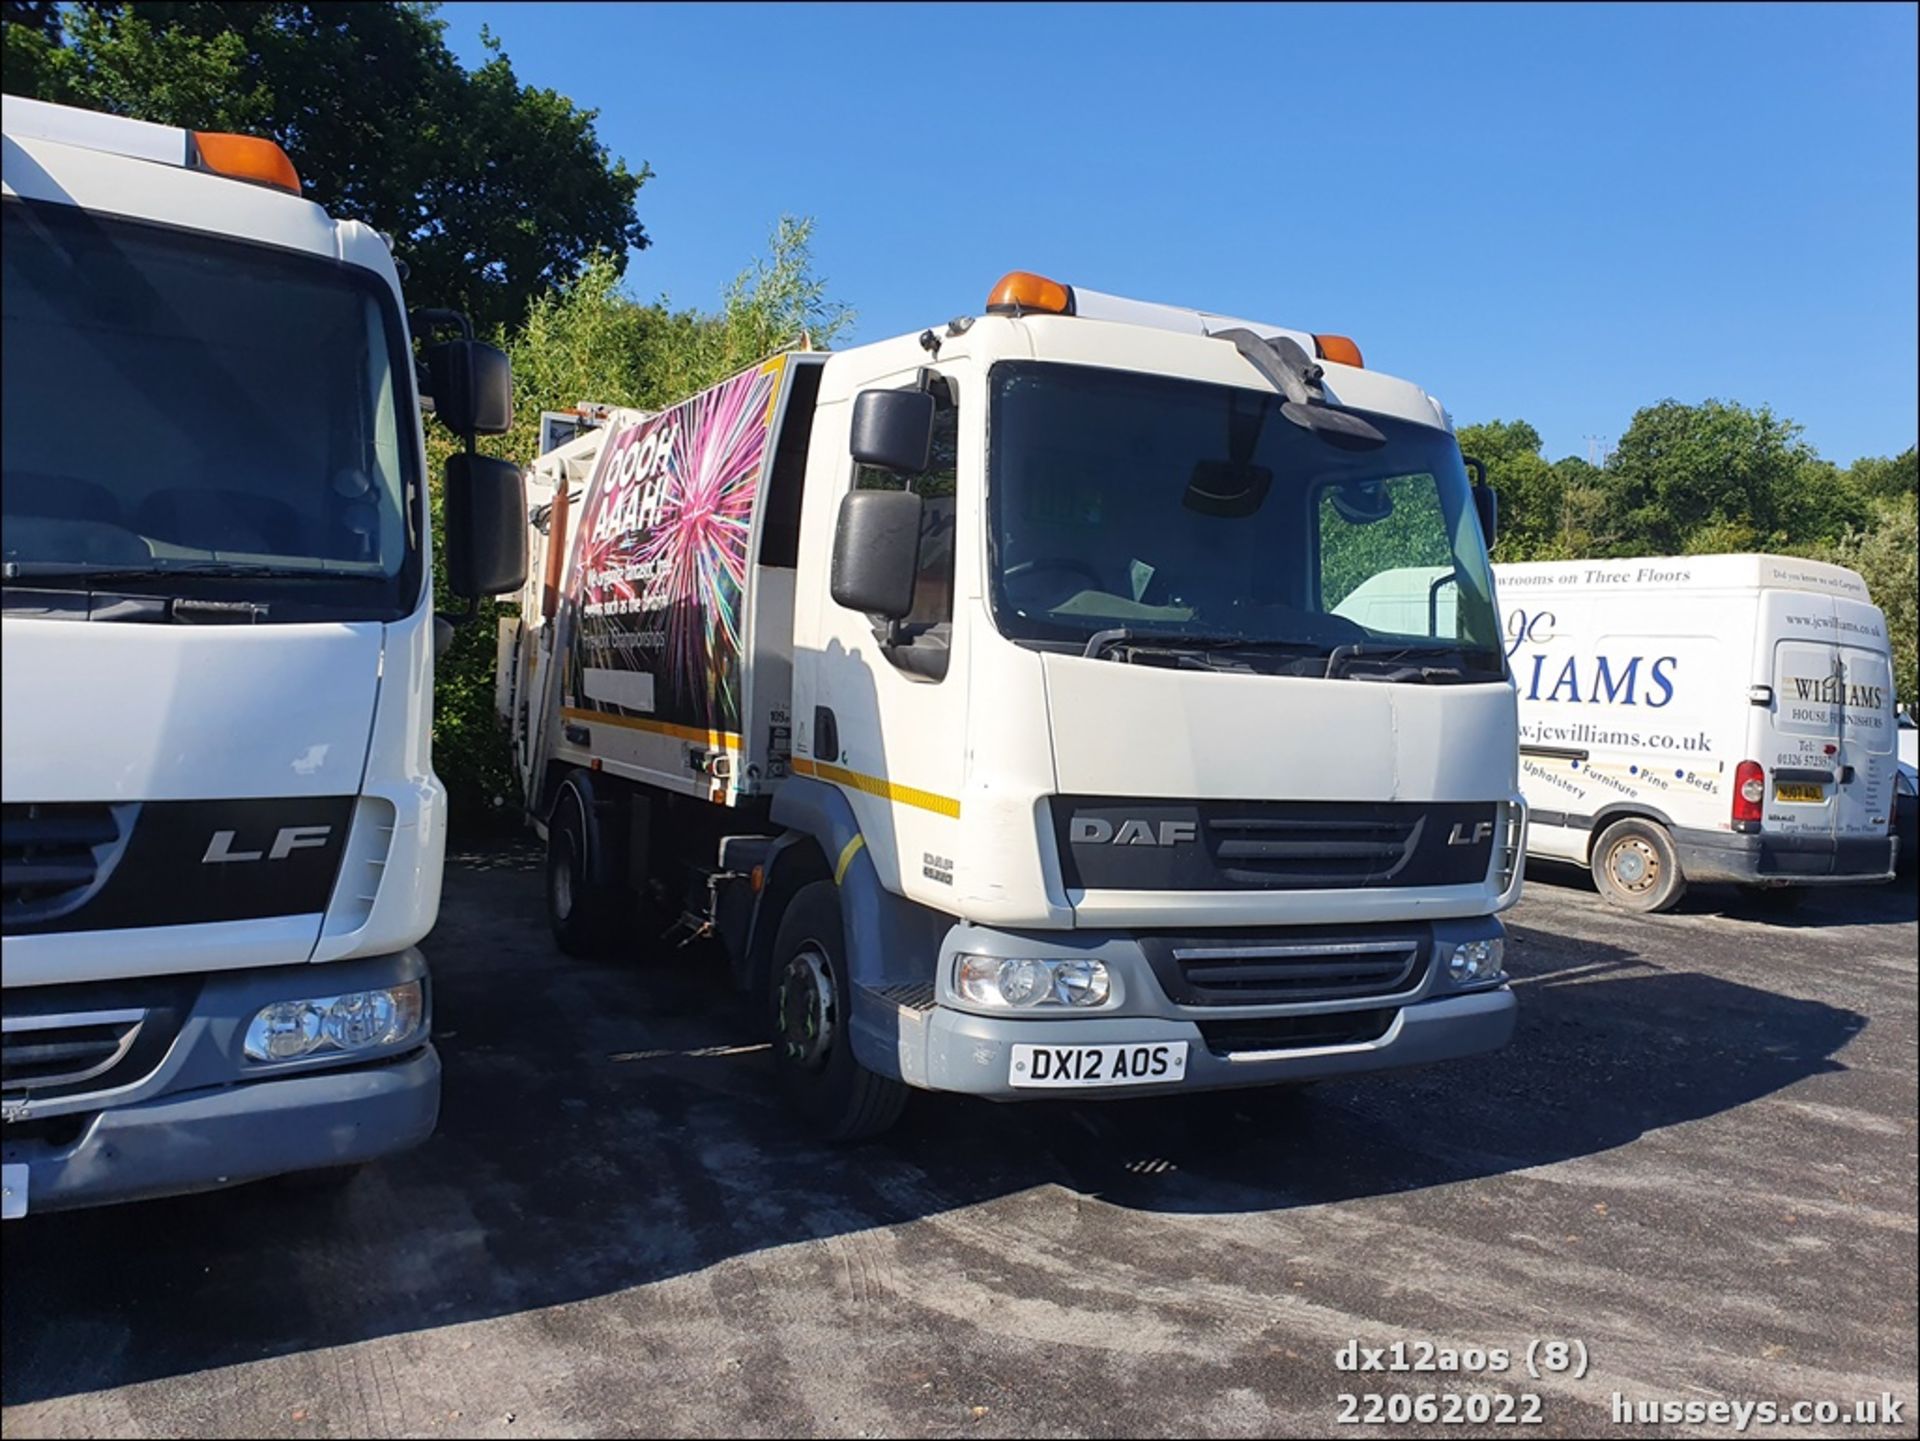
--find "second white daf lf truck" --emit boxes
[499,272,1524,1138]
[1,96,527,1216]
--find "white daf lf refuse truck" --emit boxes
[497,271,1525,1139]
[1340,554,1900,911]
[1,95,527,1216]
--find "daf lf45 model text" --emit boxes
[497,271,1524,1139]
[2,95,526,1216]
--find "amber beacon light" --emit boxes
[1313,334,1364,368]
[191,130,302,195]
[986,271,1075,316]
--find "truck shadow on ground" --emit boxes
[0,848,1871,1406]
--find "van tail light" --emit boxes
[1733,760,1766,826]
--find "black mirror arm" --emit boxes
[412,309,485,454]
[435,596,480,631]
[411,307,474,342]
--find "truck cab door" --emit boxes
[793,366,971,912]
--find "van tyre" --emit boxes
[1591,818,1686,913]
[769,880,907,1141]
[546,781,625,956]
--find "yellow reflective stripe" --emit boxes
[833,833,866,886]
[791,757,961,819]
[760,354,788,422]
[561,706,740,750]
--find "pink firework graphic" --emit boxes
[568,360,782,732]
[632,366,776,725]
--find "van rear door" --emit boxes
[1834,643,1898,838]
[1761,581,1847,847]
[1760,592,1897,847]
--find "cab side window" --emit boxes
[853,390,957,679]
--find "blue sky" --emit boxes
[444,3,1918,466]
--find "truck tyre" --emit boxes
[546,781,624,956]
[768,880,908,1142]
[1590,817,1687,913]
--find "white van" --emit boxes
[1496,554,1899,909]
[1338,554,1899,911]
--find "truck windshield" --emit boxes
[987,361,1503,680]
[1,199,420,619]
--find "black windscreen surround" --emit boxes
[1,198,423,621]
[2,798,356,935]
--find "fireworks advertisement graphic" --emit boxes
[568,358,786,733]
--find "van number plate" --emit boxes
[1,1164,26,1221]
[1775,783,1825,803]
[1009,1042,1188,1088]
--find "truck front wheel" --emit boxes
[1590,817,1687,913]
[768,881,907,1141]
[546,780,625,956]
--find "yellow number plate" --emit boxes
[1774,783,1825,803]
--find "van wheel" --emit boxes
[546,782,624,956]
[1590,818,1686,913]
[769,881,907,1141]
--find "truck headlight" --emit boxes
[244,980,424,1062]
[954,955,1112,1009]
[1445,938,1505,987]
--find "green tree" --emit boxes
[1846,447,1918,503]
[4,2,649,333]
[1598,399,1870,556]
[1455,418,1581,560]
[1823,491,1919,705]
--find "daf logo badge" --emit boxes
[1071,817,1198,847]
[1447,821,1494,846]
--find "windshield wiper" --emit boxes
[3,560,328,582]
[1083,628,1330,662]
[1325,642,1476,679]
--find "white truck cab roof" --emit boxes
[2,93,395,281]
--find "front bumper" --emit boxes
[1672,826,1897,885]
[3,1047,439,1214]
[2,948,439,1215]
[854,915,1516,1098]
[904,988,1515,1098]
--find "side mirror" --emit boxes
[850,388,934,473]
[831,488,921,620]
[443,452,528,598]
[424,339,513,437]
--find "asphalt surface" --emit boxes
[3,851,1916,1439]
